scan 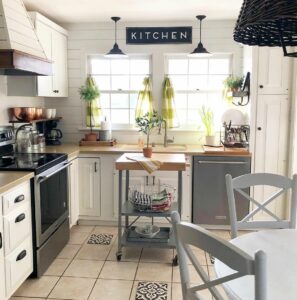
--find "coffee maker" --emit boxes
[44,120,63,145]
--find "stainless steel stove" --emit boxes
[0,126,70,277]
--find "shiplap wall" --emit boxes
[45,20,243,143]
[0,77,44,124]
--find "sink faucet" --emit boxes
[159,119,174,147]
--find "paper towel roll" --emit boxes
[101,121,111,130]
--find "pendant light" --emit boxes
[105,16,127,58]
[234,0,297,57]
[188,15,212,57]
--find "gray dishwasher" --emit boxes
[192,155,251,226]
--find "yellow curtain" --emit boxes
[162,77,179,128]
[135,77,153,119]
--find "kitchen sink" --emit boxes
[120,144,187,151]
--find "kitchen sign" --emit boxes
[126,27,192,44]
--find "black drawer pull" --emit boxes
[14,194,25,203]
[15,213,26,223]
[0,232,2,249]
[16,250,27,261]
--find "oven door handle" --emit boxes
[37,162,72,183]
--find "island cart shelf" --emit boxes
[115,153,186,265]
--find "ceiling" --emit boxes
[23,0,242,24]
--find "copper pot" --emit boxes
[35,108,43,120]
[143,147,153,158]
[9,107,36,122]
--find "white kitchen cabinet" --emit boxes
[69,158,79,227]
[79,157,101,217]
[257,47,290,95]
[0,198,5,300]
[7,12,68,98]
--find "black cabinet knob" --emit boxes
[259,85,264,89]
[257,127,262,131]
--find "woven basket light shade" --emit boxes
[234,0,297,57]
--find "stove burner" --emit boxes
[0,155,15,167]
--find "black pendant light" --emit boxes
[189,15,212,57]
[234,0,297,57]
[105,16,127,58]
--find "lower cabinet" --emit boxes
[69,158,79,227]
[79,157,101,217]
[0,180,33,299]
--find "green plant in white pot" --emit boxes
[199,105,215,146]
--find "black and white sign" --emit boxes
[126,27,192,44]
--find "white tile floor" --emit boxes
[12,225,232,300]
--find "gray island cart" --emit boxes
[115,153,186,265]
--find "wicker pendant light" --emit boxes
[105,17,127,58]
[189,15,212,57]
[234,0,297,57]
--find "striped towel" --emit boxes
[126,155,162,174]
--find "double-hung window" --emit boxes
[166,54,232,129]
[88,55,151,125]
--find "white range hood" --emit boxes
[0,0,52,75]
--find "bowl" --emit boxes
[9,107,36,122]
[35,108,43,120]
[135,225,160,238]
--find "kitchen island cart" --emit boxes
[115,153,186,265]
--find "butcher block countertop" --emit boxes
[0,171,34,194]
[38,143,251,158]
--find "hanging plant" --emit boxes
[223,75,244,104]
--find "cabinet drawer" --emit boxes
[5,236,33,297]
[4,202,31,255]
[2,182,31,215]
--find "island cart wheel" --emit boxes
[172,254,178,266]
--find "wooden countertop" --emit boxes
[116,153,186,171]
[0,171,34,194]
[40,143,251,158]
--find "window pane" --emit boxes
[170,75,188,90]
[188,110,200,125]
[188,75,208,90]
[111,76,129,90]
[189,59,208,74]
[176,109,188,124]
[175,93,187,109]
[130,93,138,109]
[168,59,188,74]
[91,59,110,74]
[100,93,110,108]
[130,109,136,124]
[101,109,111,121]
[111,59,129,74]
[130,75,145,90]
[111,109,129,124]
[111,94,129,108]
[130,60,150,74]
[93,76,110,90]
[209,59,230,74]
[188,93,207,109]
[208,75,226,90]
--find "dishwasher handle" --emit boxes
[197,160,248,165]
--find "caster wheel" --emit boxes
[116,254,122,261]
[172,255,178,266]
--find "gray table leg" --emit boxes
[125,170,129,229]
[178,171,182,214]
[116,170,122,260]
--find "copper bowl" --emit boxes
[9,107,36,122]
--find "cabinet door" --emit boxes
[35,20,54,97]
[254,94,289,219]
[52,30,68,97]
[257,47,290,95]
[0,204,5,300]
[79,158,101,217]
[69,158,79,227]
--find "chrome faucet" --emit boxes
[159,119,174,147]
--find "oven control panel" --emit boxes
[0,126,14,146]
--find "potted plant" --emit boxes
[79,76,100,141]
[199,105,215,146]
[135,111,163,158]
[223,75,244,103]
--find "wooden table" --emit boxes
[115,153,186,263]
[214,229,297,300]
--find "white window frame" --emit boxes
[87,54,152,129]
[165,53,233,130]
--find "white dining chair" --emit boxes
[171,211,267,300]
[226,173,297,238]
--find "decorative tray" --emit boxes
[79,138,117,146]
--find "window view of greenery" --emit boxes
[89,55,151,124]
[166,55,232,129]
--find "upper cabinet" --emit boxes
[257,47,290,95]
[7,12,68,98]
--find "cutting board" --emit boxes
[203,145,250,155]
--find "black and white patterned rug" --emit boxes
[136,282,168,300]
[87,234,113,245]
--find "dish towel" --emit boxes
[126,155,162,174]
